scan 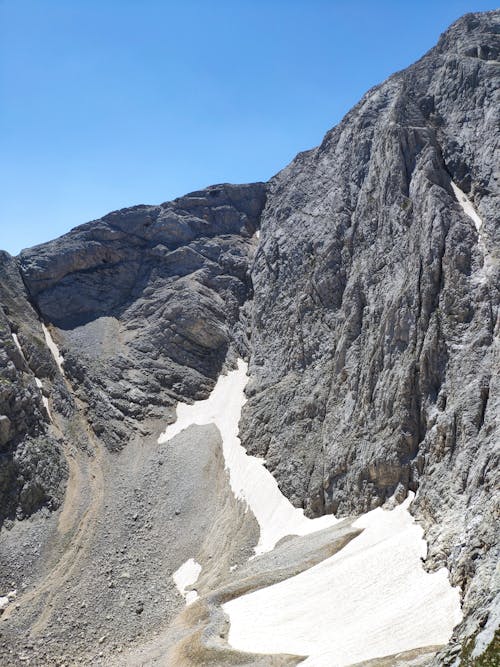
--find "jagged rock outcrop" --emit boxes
[0,9,497,665]
[19,183,266,451]
[0,252,68,526]
[240,10,499,662]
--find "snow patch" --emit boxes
[42,324,65,375]
[172,558,201,605]
[0,590,16,613]
[34,377,51,418]
[451,181,495,283]
[11,333,25,359]
[224,494,462,666]
[12,334,51,420]
[159,360,338,554]
[255,229,261,239]
[451,182,483,232]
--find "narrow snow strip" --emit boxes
[12,334,51,419]
[11,333,25,359]
[255,229,261,239]
[42,323,65,375]
[159,360,338,554]
[451,182,483,232]
[34,377,52,419]
[172,558,202,605]
[224,494,462,666]
[451,181,496,284]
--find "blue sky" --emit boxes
[1,0,497,254]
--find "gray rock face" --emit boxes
[0,252,68,525]
[19,183,266,450]
[240,10,499,660]
[0,9,497,664]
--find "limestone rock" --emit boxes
[0,10,498,664]
[0,252,68,525]
[240,11,499,662]
[19,183,266,451]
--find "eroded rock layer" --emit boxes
[0,252,68,528]
[19,183,266,451]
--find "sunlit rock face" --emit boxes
[19,183,266,451]
[0,10,497,664]
[240,11,499,658]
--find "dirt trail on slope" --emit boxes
[1,394,106,635]
[28,403,106,636]
[57,443,86,536]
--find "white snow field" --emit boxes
[160,360,461,662]
[34,377,51,419]
[159,359,338,555]
[11,333,24,358]
[42,323,65,375]
[172,558,202,605]
[224,494,462,666]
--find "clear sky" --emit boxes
[1,0,497,254]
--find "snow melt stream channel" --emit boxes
[159,361,462,662]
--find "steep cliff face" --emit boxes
[0,252,68,527]
[0,185,267,665]
[240,10,499,657]
[0,9,498,666]
[19,183,265,451]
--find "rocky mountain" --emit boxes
[0,10,498,667]
[18,183,265,452]
[0,252,68,525]
[242,12,499,662]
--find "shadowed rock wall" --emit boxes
[0,252,68,525]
